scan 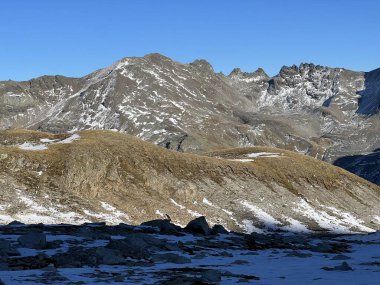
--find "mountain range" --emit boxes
[1,53,379,186]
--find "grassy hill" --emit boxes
[0,129,379,233]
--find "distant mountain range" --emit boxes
[0,53,379,185]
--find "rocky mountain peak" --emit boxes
[142,52,173,63]
[278,63,330,78]
[189,59,214,74]
[278,64,299,76]
[255,67,267,76]
[228,67,269,82]
[229,67,242,76]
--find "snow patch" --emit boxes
[99,202,129,223]
[18,143,48,151]
[4,92,25,97]
[281,217,311,233]
[170,199,201,217]
[240,200,281,230]
[170,199,186,210]
[222,208,233,216]
[3,191,91,225]
[324,206,375,233]
[187,209,202,217]
[57,134,81,144]
[0,192,130,225]
[245,152,282,158]
[82,208,128,224]
[17,134,80,151]
[155,210,164,217]
[230,158,255,162]
[294,199,375,233]
[373,216,380,224]
[202,198,216,207]
[241,219,264,233]
[40,138,58,143]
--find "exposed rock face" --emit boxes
[356,68,380,115]
[228,67,270,102]
[0,129,379,233]
[0,54,379,183]
[334,150,380,186]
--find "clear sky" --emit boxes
[1,0,379,80]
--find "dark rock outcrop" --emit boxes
[184,216,211,235]
[18,232,47,249]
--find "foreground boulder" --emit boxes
[212,224,229,235]
[152,253,191,264]
[141,219,182,235]
[0,239,11,254]
[8,254,50,270]
[18,232,46,249]
[95,247,125,265]
[107,238,150,259]
[322,262,354,271]
[106,233,177,259]
[184,216,211,235]
[7,221,25,226]
[200,269,222,283]
[52,247,97,268]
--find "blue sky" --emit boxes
[1,0,379,80]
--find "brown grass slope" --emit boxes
[0,129,379,233]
